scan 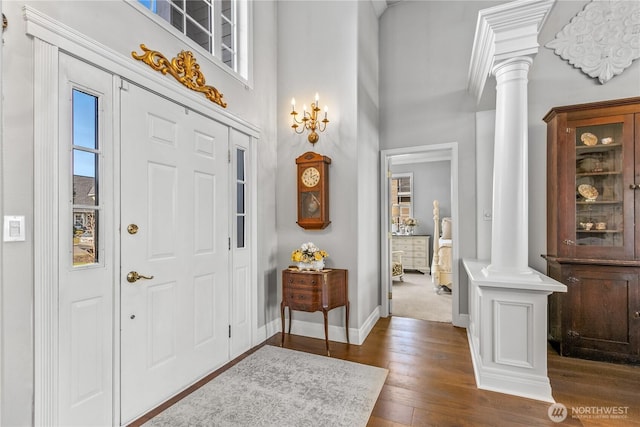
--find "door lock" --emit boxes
[127,271,154,283]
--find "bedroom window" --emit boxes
[138,0,247,78]
[391,173,413,232]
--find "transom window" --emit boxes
[138,0,245,77]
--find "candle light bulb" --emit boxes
[303,104,307,113]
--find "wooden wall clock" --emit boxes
[296,151,331,230]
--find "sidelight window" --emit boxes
[72,89,101,266]
[236,148,246,248]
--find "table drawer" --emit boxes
[284,275,321,290]
[287,291,322,311]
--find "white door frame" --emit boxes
[379,143,463,327]
[28,7,259,425]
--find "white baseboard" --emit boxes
[263,306,382,346]
[453,313,469,328]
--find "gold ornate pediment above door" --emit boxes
[132,44,227,108]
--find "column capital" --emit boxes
[468,0,555,103]
[492,56,533,79]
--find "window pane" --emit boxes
[236,148,244,180]
[139,0,155,11]
[73,90,98,149]
[170,6,184,31]
[186,18,211,52]
[236,216,245,248]
[222,20,233,50]
[221,0,232,20]
[222,47,233,68]
[237,183,245,214]
[186,0,211,30]
[73,148,97,175]
[73,173,98,206]
[73,210,98,266]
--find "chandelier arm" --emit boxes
[291,111,305,125]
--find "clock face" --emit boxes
[301,167,320,187]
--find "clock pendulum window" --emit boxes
[296,151,331,230]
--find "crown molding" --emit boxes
[468,0,556,103]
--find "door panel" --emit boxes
[58,54,114,427]
[120,83,230,423]
[230,131,253,357]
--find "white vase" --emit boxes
[298,259,325,271]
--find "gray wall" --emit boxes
[277,1,381,329]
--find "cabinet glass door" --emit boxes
[569,115,633,259]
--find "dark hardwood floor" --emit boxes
[133,316,640,426]
[266,316,640,427]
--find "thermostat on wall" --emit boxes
[4,215,26,242]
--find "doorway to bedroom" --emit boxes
[380,143,461,325]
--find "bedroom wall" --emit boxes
[390,161,452,242]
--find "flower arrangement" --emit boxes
[291,242,328,263]
[403,217,417,227]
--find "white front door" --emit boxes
[119,82,230,424]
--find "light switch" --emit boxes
[4,215,26,242]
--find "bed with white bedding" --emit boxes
[432,200,452,293]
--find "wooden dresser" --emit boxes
[391,235,430,273]
[281,268,349,356]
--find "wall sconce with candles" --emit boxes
[291,93,329,145]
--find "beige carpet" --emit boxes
[392,272,452,322]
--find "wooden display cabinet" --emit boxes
[544,97,640,364]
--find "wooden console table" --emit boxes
[281,268,349,356]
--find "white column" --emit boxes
[484,57,539,280]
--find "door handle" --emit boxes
[127,271,154,283]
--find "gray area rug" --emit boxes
[144,345,388,427]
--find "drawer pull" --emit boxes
[634,311,640,319]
